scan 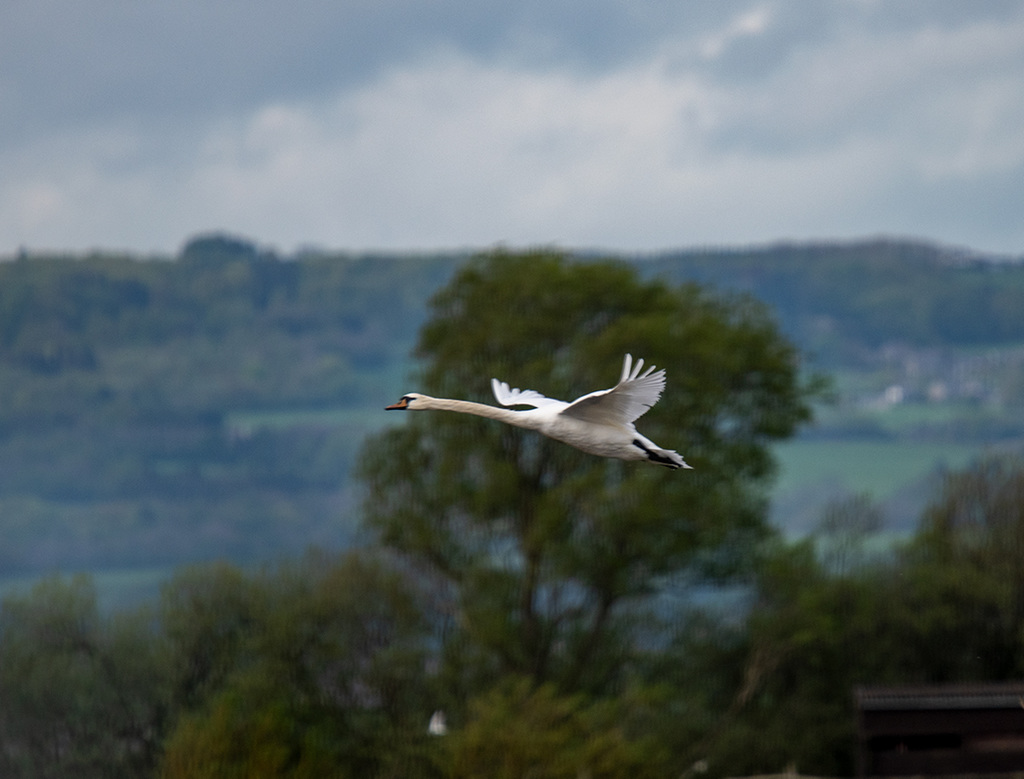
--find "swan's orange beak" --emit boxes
[385,398,409,410]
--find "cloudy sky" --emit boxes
[3,1,1024,256]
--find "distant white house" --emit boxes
[883,385,904,406]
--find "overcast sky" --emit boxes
[3,1,1024,257]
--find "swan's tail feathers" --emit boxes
[632,438,693,470]
[654,449,693,470]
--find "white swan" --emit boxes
[386,354,691,469]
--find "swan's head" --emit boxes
[385,393,426,410]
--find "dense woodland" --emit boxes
[1,235,1023,575]
[0,236,456,573]
[1,239,1024,776]
[648,241,1024,352]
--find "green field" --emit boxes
[771,439,994,499]
[767,438,1019,538]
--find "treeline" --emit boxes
[646,239,1024,359]
[0,236,458,574]
[3,456,1023,777]
[0,234,457,405]
[6,236,1024,379]
[2,236,1024,575]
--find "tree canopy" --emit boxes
[359,249,818,694]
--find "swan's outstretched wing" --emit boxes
[560,354,666,426]
[491,378,564,409]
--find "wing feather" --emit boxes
[491,378,563,409]
[560,354,666,426]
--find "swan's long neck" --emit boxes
[416,396,537,428]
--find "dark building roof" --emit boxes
[857,683,1024,776]
[857,683,1024,712]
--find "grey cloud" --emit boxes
[3,1,1024,255]
[1,1,749,141]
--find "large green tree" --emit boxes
[359,249,817,696]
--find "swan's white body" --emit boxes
[386,354,691,469]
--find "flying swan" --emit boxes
[386,354,691,469]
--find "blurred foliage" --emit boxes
[0,550,441,778]
[158,550,440,778]
[0,574,169,778]
[446,678,670,779]
[655,454,1024,777]
[5,457,1024,776]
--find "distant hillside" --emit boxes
[1,235,1022,576]
[643,239,1024,359]
[0,235,459,574]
